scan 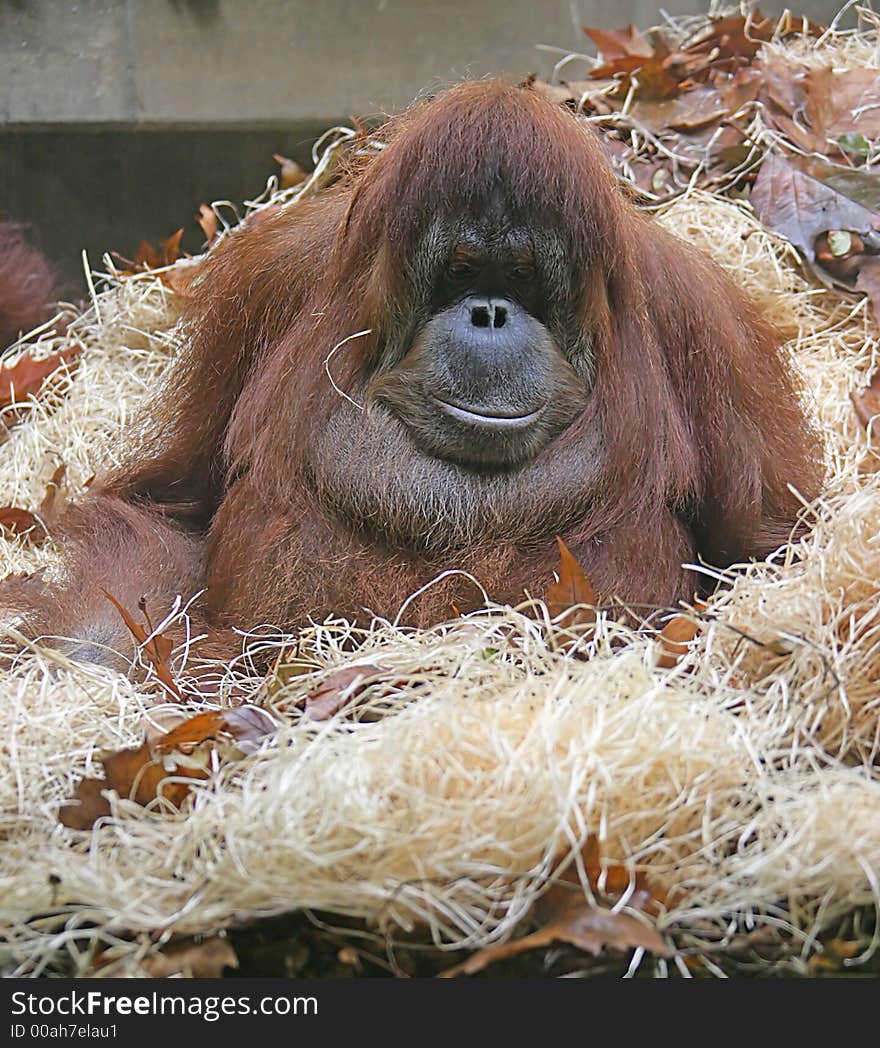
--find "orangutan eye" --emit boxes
[511,263,536,281]
[446,259,476,279]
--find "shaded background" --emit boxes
[0,0,845,292]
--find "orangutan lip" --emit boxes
[432,397,545,429]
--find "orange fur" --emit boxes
[10,81,824,663]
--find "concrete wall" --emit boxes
[2,1,843,127]
[0,1,849,289]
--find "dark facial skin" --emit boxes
[370,213,590,470]
[305,208,602,553]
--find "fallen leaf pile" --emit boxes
[59,703,277,830]
[59,595,406,829]
[538,8,880,328]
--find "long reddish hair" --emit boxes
[107,80,822,598]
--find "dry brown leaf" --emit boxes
[103,740,200,808]
[60,703,276,830]
[151,705,276,757]
[0,507,43,539]
[303,664,387,720]
[759,62,880,155]
[262,647,321,701]
[158,228,184,266]
[584,19,707,101]
[806,937,867,975]
[0,345,81,416]
[141,936,238,979]
[440,837,669,978]
[546,536,596,628]
[683,11,822,70]
[632,85,736,133]
[657,615,701,668]
[273,152,307,189]
[559,833,667,915]
[59,700,274,830]
[593,41,703,101]
[803,66,880,147]
[750,153,880,273]
[583,23,653,62]
[103,591,181,699]
[439,834,668,976]
[758,55,803,117]
[439,902,668,977]
[196,204,219,246]
[58,740,207,829]
[114,229,185,275]
[58,777,112,830]
[684,13,768,64]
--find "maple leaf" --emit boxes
[583,23,653,62]
[585,23,705,101]
[683,11,823,71]
[683,11,773,65]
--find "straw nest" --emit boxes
[2,25,880,980]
